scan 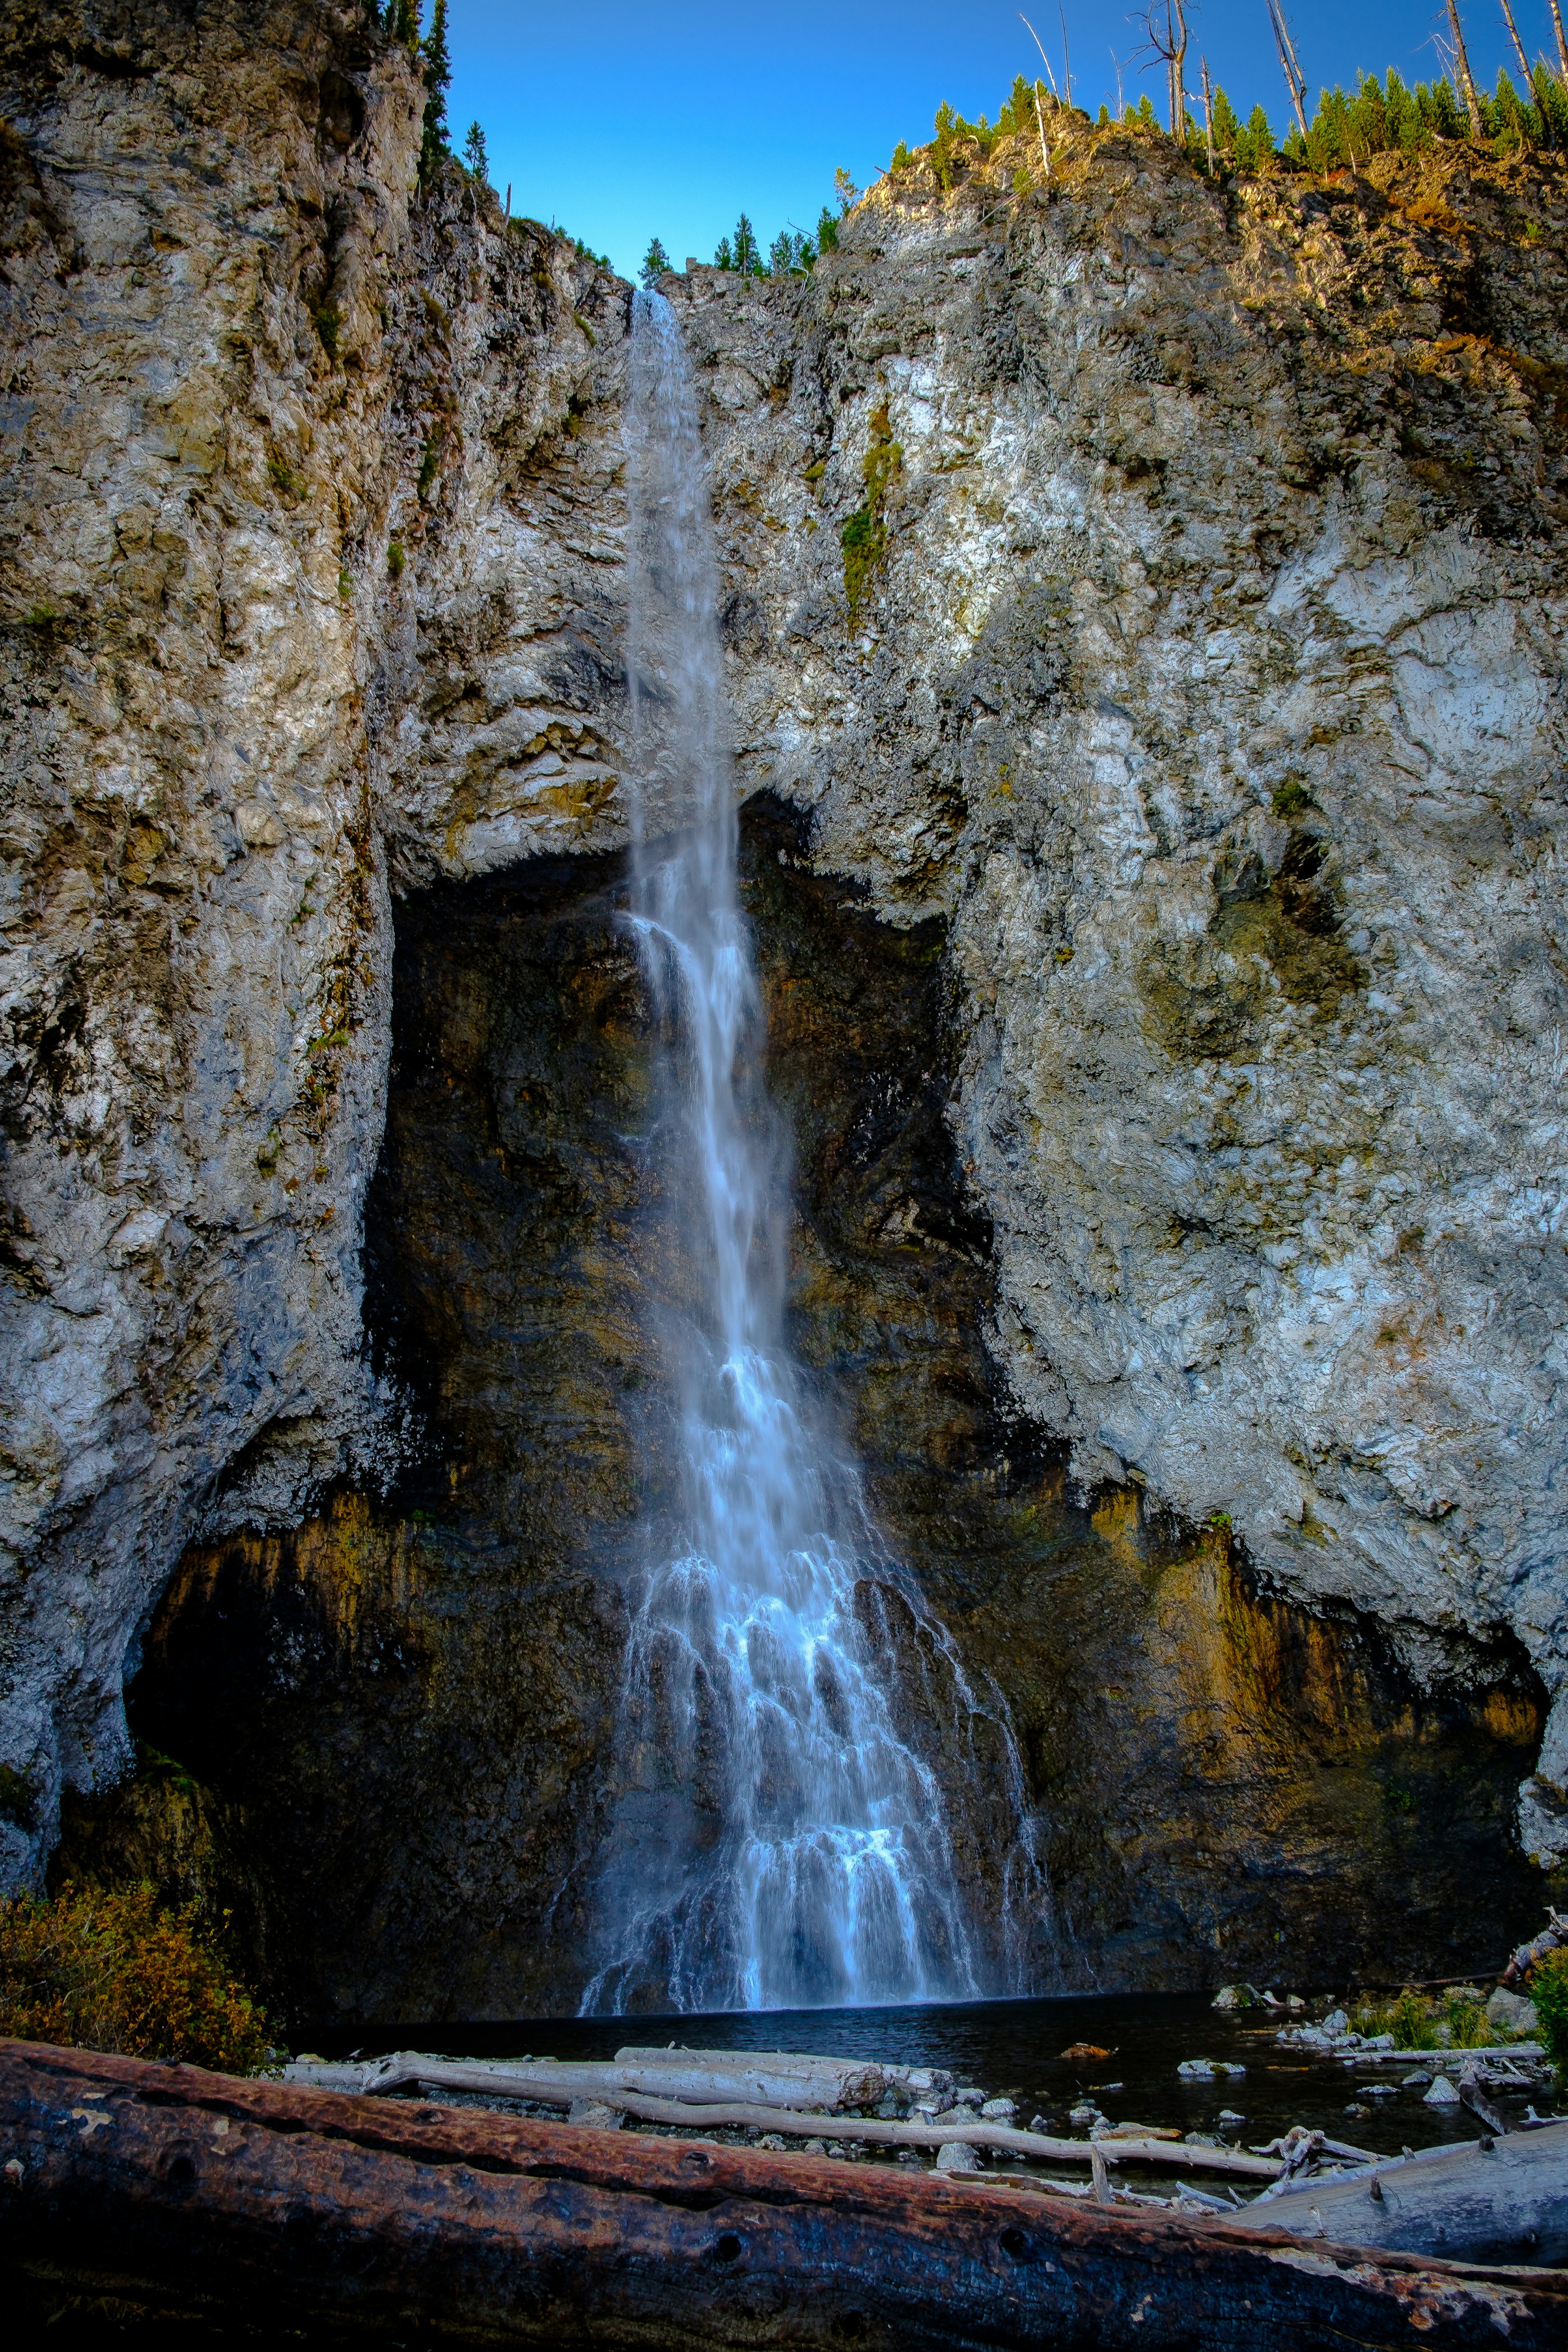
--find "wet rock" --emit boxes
[1424,2076,1462,2106]
[1177,2060,1216,2080]
[1321,2010,1350,2039]
[979,2097,1016,2120]
[934,2143,982,2174]
[1486,1987,1539,2033]
[1402,2070,1433,2088]
[1211,1984,1260,2010]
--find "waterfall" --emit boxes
[579,292,1037,2015]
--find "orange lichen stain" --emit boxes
[167,1492,430,1654]
[1481,1687,1540,1745]
[1091,1488,1142,1561]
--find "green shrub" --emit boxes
[1445,1990,1490,2047]
[842,401,902,617]
[0,1884,272,2074]
[387,538,406,579]
[1532,1948,1568,2085]
[1392,1988,1438,2048]
[308,298,341,363]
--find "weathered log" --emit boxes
[613,2047,904,2110]
[1459,2066,1512,2139]
[361,2048,918,2115]
[1227,2122,1568,2267]
[361,2054,1283,2176]
[2,2042,1564,2350]
[1501,1909,1568,1990]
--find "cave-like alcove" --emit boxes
[58,800,1552,2026]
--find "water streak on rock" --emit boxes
[581,292,1028,2013]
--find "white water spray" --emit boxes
[581,292,1037,2014]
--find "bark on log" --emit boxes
[613,2048,902,2110]
[361,2049,939,2116]
[2,2042,1565,2350]
[363,2056,1282,2176]
[1500,1911,1568,1990]
[1227,2123,1568,2266]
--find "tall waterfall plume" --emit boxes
[581,290,1044,2015]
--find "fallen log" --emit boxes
[2,2042,1563,2350]
[361,2054,1282,2177]
[1500,1909,1568,1990]
[359,2047,939,2116]
[613,2047,911,2110]
[1226,2121,1568,2267]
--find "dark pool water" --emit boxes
[304,1991,1557,2163]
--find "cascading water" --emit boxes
[581,291,1044,2015]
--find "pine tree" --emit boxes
[419,0,451,185]
[1211,85,1242,158]
[713,234,733,269]
[463,121,488,180]
[816,205,838,253]
[639,236,671,286]
[731,213,760,274]
[390,0,418,45]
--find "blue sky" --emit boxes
[445,2,1551,278]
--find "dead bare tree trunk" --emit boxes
[1265,0,1311,142]
[1018,17,1055,176]
[1550,0,1568,90]
[1171,0,1189,138]
[1202,55,1217,172]
[1136,1,1189,141]
[1499,0,1533,83]
[1447,0,1488,137]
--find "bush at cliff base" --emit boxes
[1532,1947,1568,2088]
[0,1883,272,2074]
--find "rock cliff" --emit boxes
[0,0,630,1883]
[4,0,1567,1996]
[669,128,1568,1877]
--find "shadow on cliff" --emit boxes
[54,801,1555,2023]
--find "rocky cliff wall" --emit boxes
[665,122,1568,1868]
[0,0,630,1881]
[3,0,1567,1965]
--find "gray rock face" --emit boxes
[658,136,1568,1865]
[2,1,1567,1898]
[0,0,631,1880]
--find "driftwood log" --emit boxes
[1229,2122,1568,2265]
[360,2050,913,2114]
[2,2041,1566,2350]
[1500,1910,1568,1990]
[359,2053,1282,2178]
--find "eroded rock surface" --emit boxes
[663,126,1568,1865]
[5,0,1568,1970]
[0,0,629,1878]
